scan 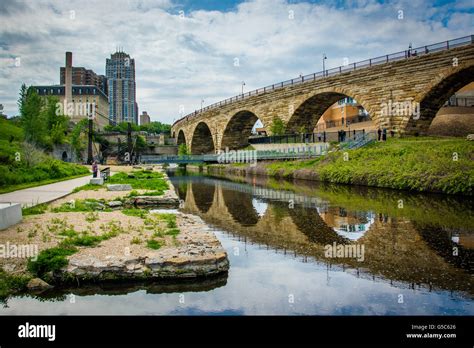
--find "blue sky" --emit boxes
[0,0,473,124]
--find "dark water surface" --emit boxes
[1,170,472,315]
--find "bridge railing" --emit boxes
[173,35,474,127]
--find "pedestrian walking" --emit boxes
[382,128,387,141]
[377,128,382,141]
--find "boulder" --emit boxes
[27,278,53,291]
[107,184,132,191]
[467,134,474,141]
[89,178,104,185]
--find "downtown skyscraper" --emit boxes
[106,50,138,124]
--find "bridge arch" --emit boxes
[222,187,261,226]
[221,110,262,150]
[177,130,186,146]
[190,181,215,213]
[286,89,374,133]
[404,65,474,134]
[191,122,215,154]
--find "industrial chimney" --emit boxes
[65,52,73,114]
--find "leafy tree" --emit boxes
[178,143,190,156]
[18,86,47,147]
[270,116,286,136]
[71,119,88,161]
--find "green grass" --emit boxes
[72,183,102,193]
[146,239,163,250]
[108,170,168,194]
[165,228,180,236]
[22,203,48,216]
[121,208,149,219]
[264,137,474,195]
[155,213,177,228]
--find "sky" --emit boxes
[0,0,473,124]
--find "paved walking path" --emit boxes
[0,175,93,208]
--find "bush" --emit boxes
[27,246,78,277]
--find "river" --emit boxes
[1,169,472,315]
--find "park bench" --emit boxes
[100,167,111,181]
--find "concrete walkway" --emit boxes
[0,175,93,208]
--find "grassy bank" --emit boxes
[0,118,90,193]
[219,137,474,195]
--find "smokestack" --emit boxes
[65,52,72,114]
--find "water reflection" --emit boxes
[1,170,472,315]
[169,170,473,296]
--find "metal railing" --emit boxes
[173,35,474,127]
[444,96,474,107]
[249,129,370,144]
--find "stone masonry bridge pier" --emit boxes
[171,36,474,154]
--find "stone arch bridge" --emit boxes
[171,36,474,154]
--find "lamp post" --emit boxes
[201,99,204,112]
[322,53,327,76]
[241,81,246,96]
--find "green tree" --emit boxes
[270,116,286,135]
[178,143,190,156]
[18,86,47,147]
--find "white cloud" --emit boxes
[0,0,472,124]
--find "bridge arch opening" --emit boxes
[221,110,263,150]
[191,122,215,154]
[191,181,215,214]
[286,92,373,135]
[177,130,186,146]
[411,66,474,136]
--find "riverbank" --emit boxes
[0,166,228,300]
[207,137,474,195]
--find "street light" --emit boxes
[241,81,246,96]
[201,99,204,111]
[322,53,327,76]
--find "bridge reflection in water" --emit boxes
[169,170,473,297]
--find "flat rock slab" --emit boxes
[107,184,132,191]
[128,196,179,207]
[90,178,104,185]
[61,212,229,281]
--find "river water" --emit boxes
[1,170,473,315]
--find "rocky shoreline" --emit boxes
[63,212,229,282]
[0,166,230,296]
